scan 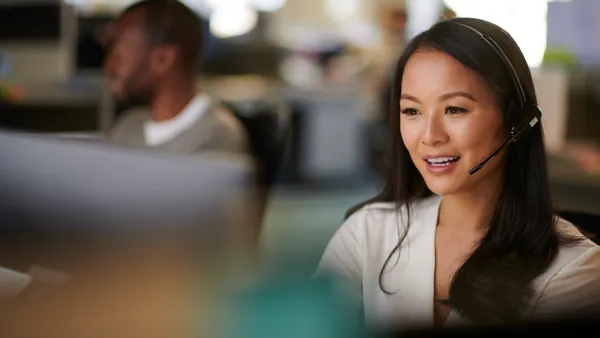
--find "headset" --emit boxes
[451,22,543,175]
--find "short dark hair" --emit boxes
[348,17,579,324]
[122,0,203,70]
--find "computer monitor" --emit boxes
[0,3,62,42]
[0,129,257,272]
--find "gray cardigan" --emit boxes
[107,103,250,156]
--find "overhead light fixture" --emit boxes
[179,0,218,18]
[183,0,287,17]
[248,0,287,12]
[443,0,548,67]
[209,2,258,38]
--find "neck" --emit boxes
[150,77,197,122]
[438,173,503,232]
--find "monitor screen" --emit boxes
[0,4,61,42]
[0,130,256,271]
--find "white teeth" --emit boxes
[426,157,460,167]
[427,157,459,164]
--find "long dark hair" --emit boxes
[349,18,573,324]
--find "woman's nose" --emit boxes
[421,114,449,147]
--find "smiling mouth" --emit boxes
[425,156,461,167]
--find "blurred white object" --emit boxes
[267,24,341,51]
[339,22,381,49]
[279,55,323,88]
[267,0,380,50]
[180,0,217,18]
[27,266,71,288]
[405,0,443,40]
[443,0,548,67]
[248,0,287,12]
[324,0,363,25]
[0,266,31,300]
[180,0,287,16]
[210,2,259,38]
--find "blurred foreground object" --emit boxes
[221,275,364,338]
[0,129,256,235]
[0,267,31,300]
[0,130,259,337]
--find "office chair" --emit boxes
[225,101,290,189]
[557,210,600,244]
[225,100,292,233]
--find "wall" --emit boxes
[547,0,600,66]
[0,1,76,84]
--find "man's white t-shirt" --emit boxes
[143,94,211,146]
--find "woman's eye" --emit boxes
[400,108,419,116]
[445,106,468,115]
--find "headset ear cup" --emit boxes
[528,105,542,122]
[512,105,542,142]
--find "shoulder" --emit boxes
[315,195,440,295]
[340,194,441,237]
[109,109,148,134]
[107,108,149,143]
[113,108,150,127]
[208,103,247,136]
[343,202,399,232]
[344,194,441,251]
[548,217,599,274]
[317,195,440,270]
[531,217,600,318]
[193,103,250,154]
[314,201,397,294]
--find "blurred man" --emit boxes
[104,0,249,155]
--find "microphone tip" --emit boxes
[469,165,483,175]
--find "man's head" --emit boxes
[104,0,203,105]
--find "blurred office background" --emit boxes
[1,0,600,276]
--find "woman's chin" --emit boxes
[423,178,464,197]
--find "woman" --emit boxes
[316,18,600,329]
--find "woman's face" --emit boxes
[399,50,506,196]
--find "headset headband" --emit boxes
[451,22,528,109]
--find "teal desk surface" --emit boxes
[219,276,364,338]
